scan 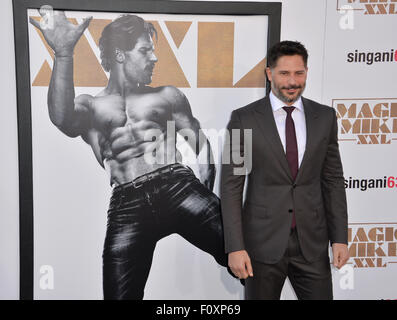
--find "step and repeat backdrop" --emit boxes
[323,0,397,300]
[17,0,397,300]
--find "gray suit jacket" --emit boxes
[220,95,348,264]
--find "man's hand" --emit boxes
[228,250,253,279]
[332,243,349,269]
[29,10,92,57]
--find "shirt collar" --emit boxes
[269,90,304,113]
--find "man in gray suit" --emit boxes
[221,41,349,300]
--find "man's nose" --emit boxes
[150,52,158,63]
[287,75,297,86]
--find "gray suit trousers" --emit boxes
[244,228,333,300]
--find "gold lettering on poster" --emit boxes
[234,58,267,88]
[32,18,266,88]
[87,19,112,46]
[165,21,192,48]
[32,61,52,87]
[31,17,108,87]
[197,22,234,88]
[148,21,190,88]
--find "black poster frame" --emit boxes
[12,0,281,300]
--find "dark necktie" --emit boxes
[283,106,298,229]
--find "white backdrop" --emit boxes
[0,0,19,301]
[2,0,396,300]
[322,0,397,300]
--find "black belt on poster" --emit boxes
[113,163,192,191]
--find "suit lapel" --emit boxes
[295,97,319,183]
[253,96,293,182]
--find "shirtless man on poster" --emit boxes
[30,11,229,300]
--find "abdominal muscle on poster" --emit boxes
[28,9,268,299]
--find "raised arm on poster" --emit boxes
[30,12,92,137]
[30,9,231,300]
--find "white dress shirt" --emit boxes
[269,91,307,167]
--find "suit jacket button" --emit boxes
[292,184,297,188]
[288,209,293,213]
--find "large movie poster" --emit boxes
[26,7,271,299]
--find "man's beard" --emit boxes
[124,64,155,86]
[272,82,306,104]
[144,64,155,84]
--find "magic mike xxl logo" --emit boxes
[348,224,397,268]
[332,98,397,144]
[30,17,266,88]
[337,0,397,15]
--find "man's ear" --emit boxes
[115,48,125,63]
[265,67,272,82]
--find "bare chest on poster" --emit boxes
[92,92,172,132]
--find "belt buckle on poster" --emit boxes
[132,177,147,188]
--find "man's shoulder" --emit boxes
[138,85,188,110]
[302,96,334,115]
[232,96,267,116]
[155,85,187,103]
[152,85,183,95]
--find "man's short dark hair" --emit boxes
[99,15,157,72]
[267,41,308,69]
